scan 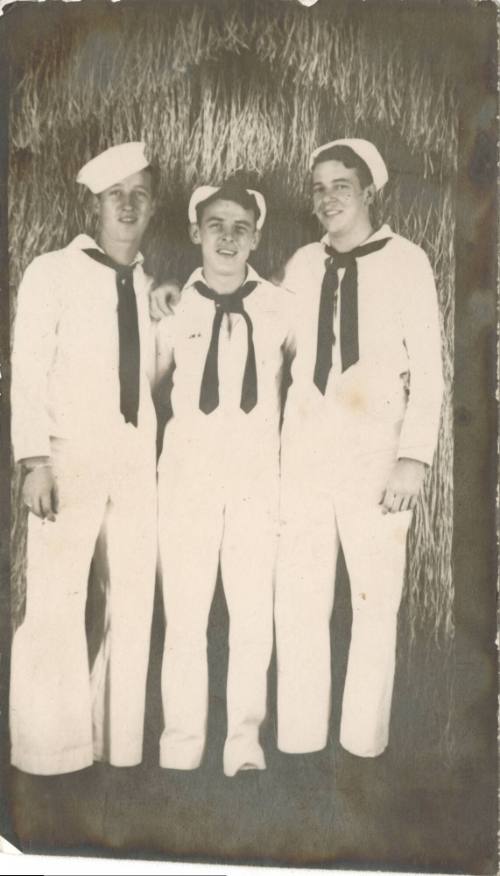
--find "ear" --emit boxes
[363,184,376,206]
[189,223,201,245]
[249,228,261,252]
[92,194,101,217]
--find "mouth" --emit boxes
[119,215,138,224]
[323,208,342,218]
[216,248,237,257]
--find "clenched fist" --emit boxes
[380,457,427,514]
[149,282,182,320]
[22,463,59,521]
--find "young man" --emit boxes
[11,142,158,774]
[155,180,294,777]
[275,139,444,761]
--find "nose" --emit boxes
[121,192,134,211]
[323,189,338,207]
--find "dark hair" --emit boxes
[312,145,373,189]
[195,179,260,225]
[143,163,160,197]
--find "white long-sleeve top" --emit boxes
[282,224,444,466]
[11,234,156,461]
[155,266,295,438]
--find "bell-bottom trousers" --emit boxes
[158,418,278,777]
[10,430,157,775]
[275,411,412,758]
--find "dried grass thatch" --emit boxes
[8,0,456,744]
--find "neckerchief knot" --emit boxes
[313,236,391,393]
[194,279,258,414]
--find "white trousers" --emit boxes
[10,430,157,775]
[275,411,412,758]
[158,418,278,777]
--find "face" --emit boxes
[190,199,259,281]
[95,169,155,247]
[312,160,373,240]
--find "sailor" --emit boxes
[155,179,295,777]
[11,142,158,774]
[275,139,444,760]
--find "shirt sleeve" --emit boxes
[281,288,298,363]
[11,257,61,462]
[153,314,176,389]
[281,248,317,355]
[282,248,311,297]
[397,246,444,466]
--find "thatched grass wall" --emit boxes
[8,0,456,744]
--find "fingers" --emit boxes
[150,285,181,319]
[149,296,164,321]
[39,489,56,522]
[398,494,412,512]
[400,494,419,512]
[22,481,38,516]
[165,286,181,310]
[149,291,164,320]
[24,493,44,519]
[51,482,60,516]
[380,489,398,514]
[380,490,417,514]
[22,469,58,521]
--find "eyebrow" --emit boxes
[206,215,252,227]
[313,177,352,187]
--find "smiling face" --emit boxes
[190,198,260,290]
[312,159,374,247]
[95,168,155,252]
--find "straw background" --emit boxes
[8,0,456,751]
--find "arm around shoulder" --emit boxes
[153,314,176,389]
[280,246,314,297]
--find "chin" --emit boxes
[214,259,245,275]
[321,216,345,234]
[218,268,242,279]
[115,226,143,242]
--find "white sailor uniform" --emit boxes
[10,234,158,774]
[275,224,444,757]
[156,265,294,777]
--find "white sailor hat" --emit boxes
[77,142,150,194]
[188,185,267,230]
[309,138,388,191]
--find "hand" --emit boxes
[22,465,59,521]
[379,458,427,514]
[149,282,181,320]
